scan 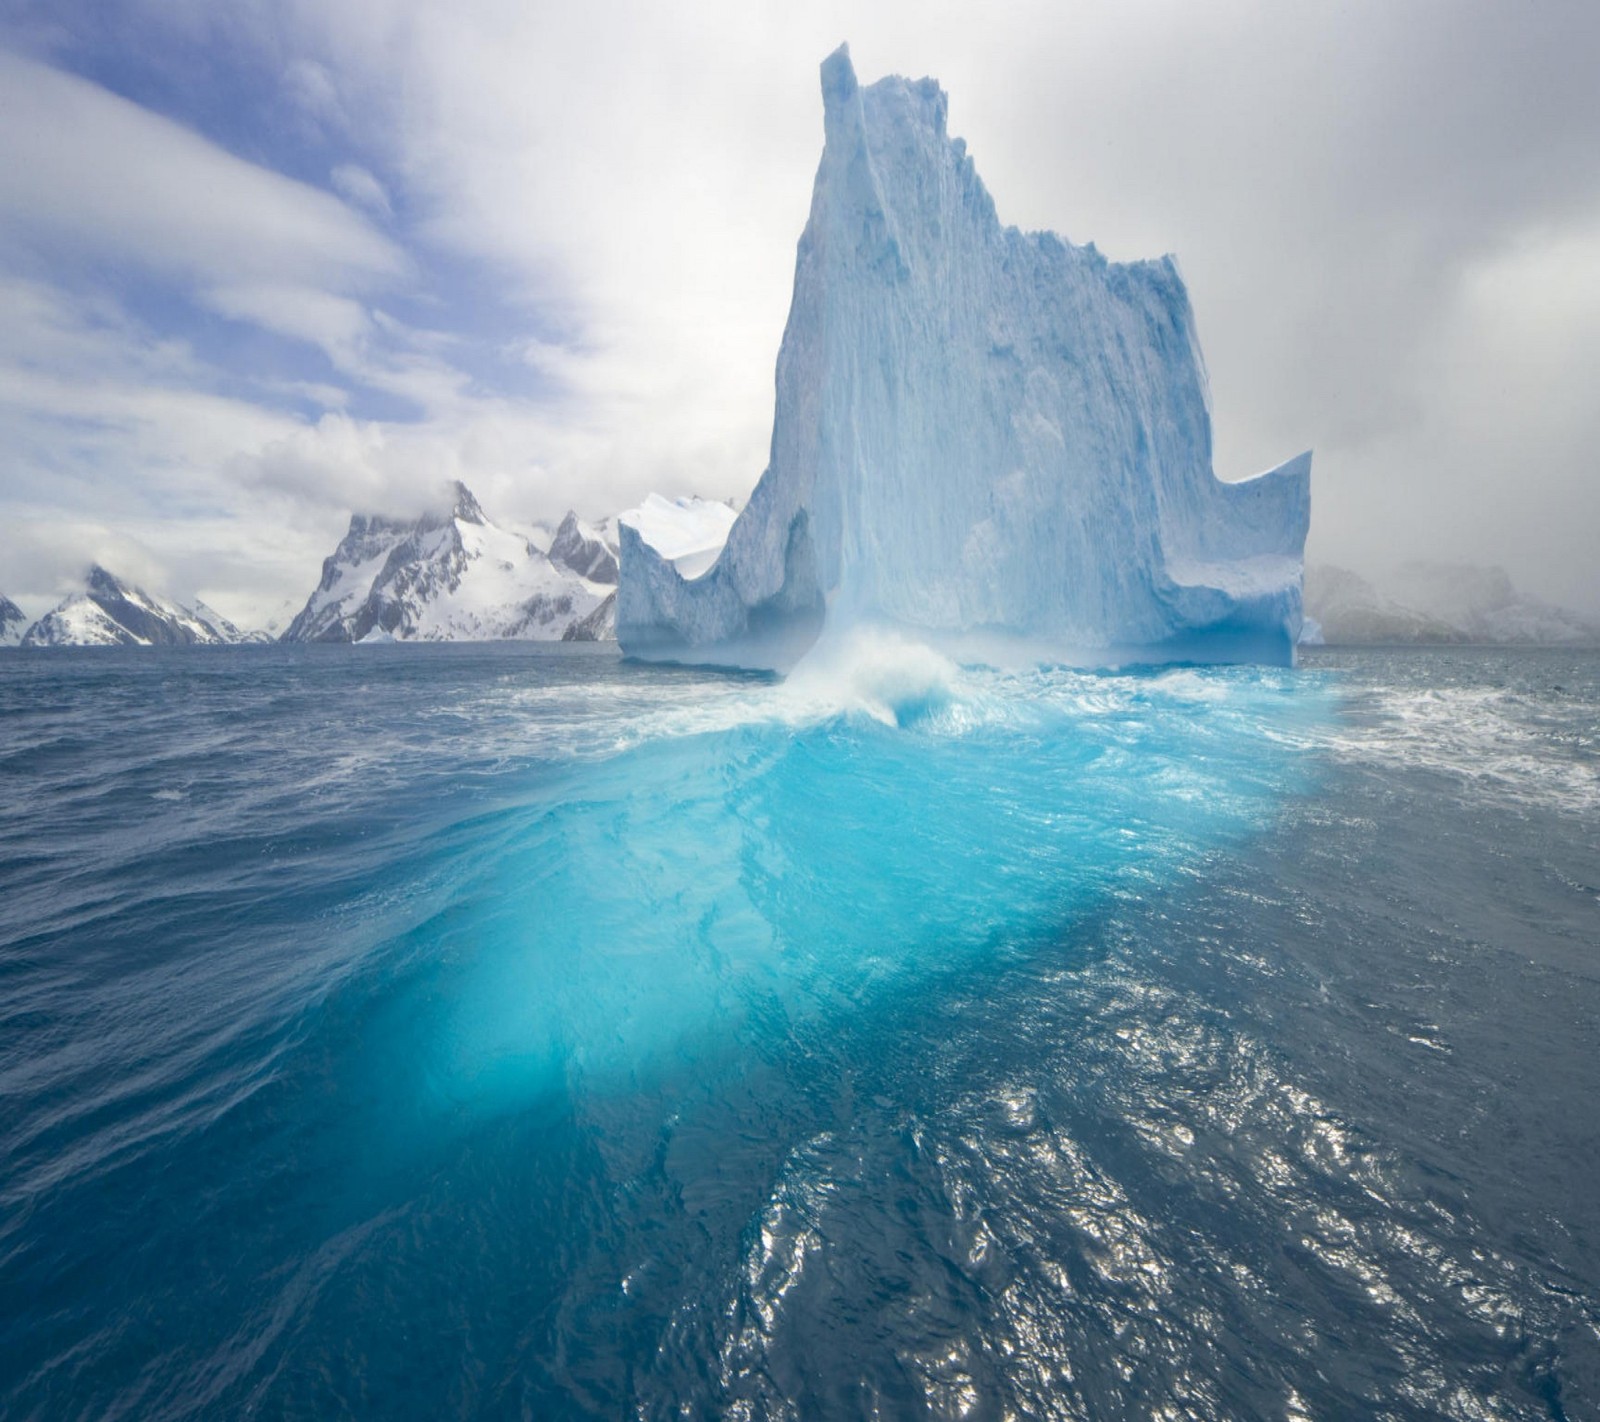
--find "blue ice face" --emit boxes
[424,640,1330,1115]
[0,642,1356,1419]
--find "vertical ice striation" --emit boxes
[618,45,1310,670]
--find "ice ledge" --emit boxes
[618,494,737,581]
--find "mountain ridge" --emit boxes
[281,481,618,644]
[1303,562,1599,646]
[0,594,25,647]
[19,567,262,647]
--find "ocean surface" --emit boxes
[1,640,1596,1420]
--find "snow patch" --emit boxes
[619,495,737,581]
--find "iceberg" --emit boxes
[618,45,1310,671]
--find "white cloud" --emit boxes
[202,284,373,368]
[0,48,402,290]
[3,2,1600,620]
[281,56,350,137]
[331,162,393,220]
[1,516,175,608]
[0,277,311,616]
[1354,214,1600,612]
[0,281,299,497]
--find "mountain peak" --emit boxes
[450,481,487,526]
[85,564,126,596]
[0,593,25,647]
[282,493,616,642]
[549,510,620,585]
[22,566,245,647]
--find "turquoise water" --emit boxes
[1,642,1596,1417]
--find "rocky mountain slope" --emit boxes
[19,567,261,647]
[548,511,619,584]
[1304,563,1599,645]
[282,482,617,644]
[0,594,25,646]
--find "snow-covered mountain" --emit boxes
[282,482,617,643]
[1387,563,1599,643]
[0,594,25,647]
[1304,563,1599,645]
[20,567,258,647]
[548,511,619,584]
[619,46,1309,672]
[191,599,273,645]
[248,598,302,641]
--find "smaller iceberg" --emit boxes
[618,46,1311,671]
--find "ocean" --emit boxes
[1,641,1596,1419]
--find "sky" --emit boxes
[0,0,1597,626]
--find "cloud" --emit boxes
[0,48,402,290]
[239,412,456,519]
[2,516,175,608]
[331,163,393,220]
[0,47,501,621]
[0,280,299,494]
[0,275,315,616]
[1324,208,1600,612]
[217,0,1599,613]
[202,283,372,367]
[282,56,347,135]
[2,1,1599,621]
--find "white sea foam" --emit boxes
[1322,682,1600,816]
[781,624,961,728]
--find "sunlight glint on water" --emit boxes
[0,643,1596,1420]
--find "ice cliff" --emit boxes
[618,45,1310,670]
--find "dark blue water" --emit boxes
[1,641,1596,1419]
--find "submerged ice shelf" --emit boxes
[618,45,1310,671]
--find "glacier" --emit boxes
[618,45,1310,671]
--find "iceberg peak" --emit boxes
[618,49,1311,671]
[819,42,856,109]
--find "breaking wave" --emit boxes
[0,642,1595,1419]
